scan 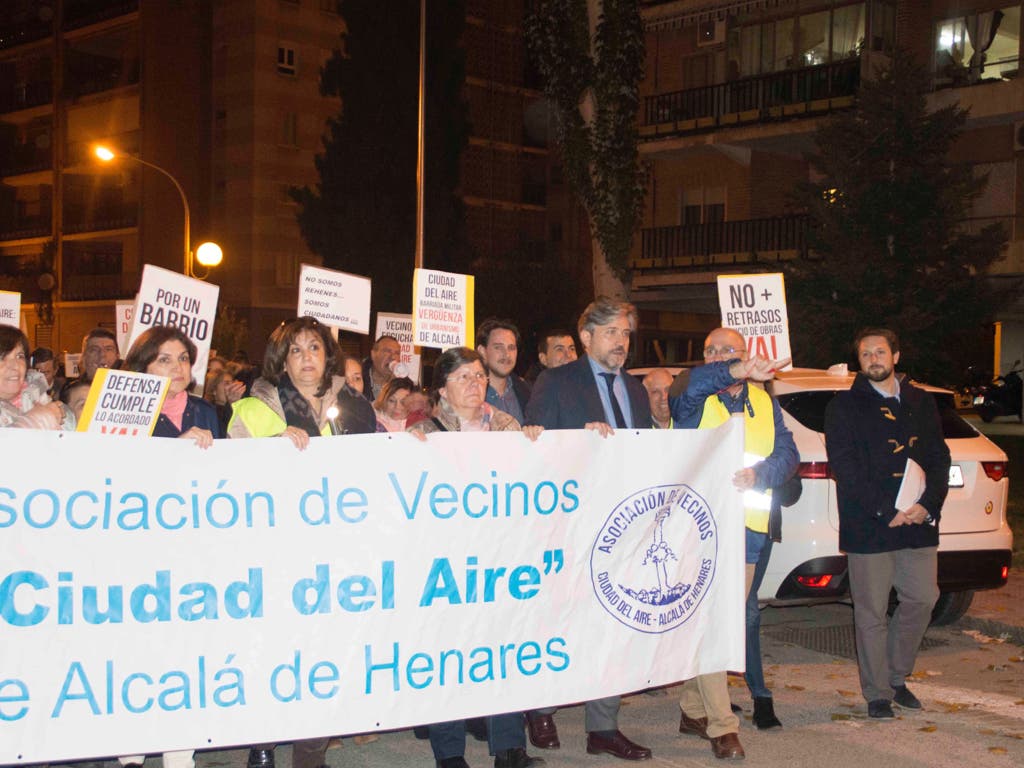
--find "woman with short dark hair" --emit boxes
[123,325,220,445]
[407,347,543,768]
[0,324,74,430]
[226,316,376,768]
[228,316,375,443]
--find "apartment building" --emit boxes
[0,0,342,355]
[633,0,1023,368]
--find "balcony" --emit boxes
[0,144,51,177]
[634,215,808,270]
[63,0,139,31]
[61,273,130,300]
[63,202,137,234]
[0,81,53,114]
[0,212,51,241]
[0,16,53,52]
[61,242,129,300]
[641,59,861,139]
[64,58,139,100]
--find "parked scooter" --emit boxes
[973,360,1023,422]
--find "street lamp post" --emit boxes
[93,145,222,279]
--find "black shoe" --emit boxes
[867,699,895,719]
[466,716,489,742]
[752,696,782,729]
[892,685,922,709]
[438,759,470,768]
[729,702,742,713]
[494,747,545,768]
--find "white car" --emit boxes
[632,365,1013,624]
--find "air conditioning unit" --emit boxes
[697,19,727,47]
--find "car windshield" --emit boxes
[776,391,978,439]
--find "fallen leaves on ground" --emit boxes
[837,689,857,697]
[987,747,1007,754]
[785,684,805,691]
[935,699,972,713]
[919,725,937,733]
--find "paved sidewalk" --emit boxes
[961,567,1024,645]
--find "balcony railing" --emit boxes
[642,59,861,138]
[0,18,53,51]
[61,273,131,301]
[65,59,140,99]
[63,203,137,234]
[63,0,139,31]
[0,81,53,114]
[635,215,808,269]
[0,214,52,241]
[0,145,52,177]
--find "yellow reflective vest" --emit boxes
[698,384,775,533]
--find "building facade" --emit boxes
[0,0,343,357]
[634,0,1023,369]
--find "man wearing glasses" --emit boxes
[669,327,797,759]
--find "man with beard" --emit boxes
[524,329,577,383]
[524,296,653,761]
[824,328,950,719]
[477,318,531,421]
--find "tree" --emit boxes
[524,0,646,298]
[291,1,469,316]
[785,53,1009,384]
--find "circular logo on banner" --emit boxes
[590,484,718,634]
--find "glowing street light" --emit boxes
[93,144,222,279]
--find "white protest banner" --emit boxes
[298,264,371,334]
[412,268,474,349]
[75,368,170,436]
[0,421,745,762]
[116,299,135,355]
[0,289,20,327]
[64,352,81,378]
[375,312,420,384]
[717,273,792,367]
[128,265,219,385]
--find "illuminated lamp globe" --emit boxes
[195,242,223,268]
[94,146,116,162]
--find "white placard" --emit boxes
[127,265,220,385]
[717,273,792,367]
[75,368,170,436]
[0,289,20,327]
[298,264,371,334]
[115,300,135,355]
[412,268,474,349]
[1,422,745,762]
[64,352,81,378]
[374,312,421,384]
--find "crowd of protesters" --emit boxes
[1,296,947,768]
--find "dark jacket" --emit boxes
[485,372,532,417]
[153,395,223,439]
[669,361,800,541]
[525,355,652,430]
[824,373,950,554]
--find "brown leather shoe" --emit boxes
[710,732,745,760]
[678,712,710,740]
[586,730,652,761]
[525,712,560,750]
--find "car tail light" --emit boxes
[1002,566,1009,581]
[796,574,834,588]
[798,461,832,479]
[982,461,1008,481]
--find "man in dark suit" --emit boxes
[523,296,653,762]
